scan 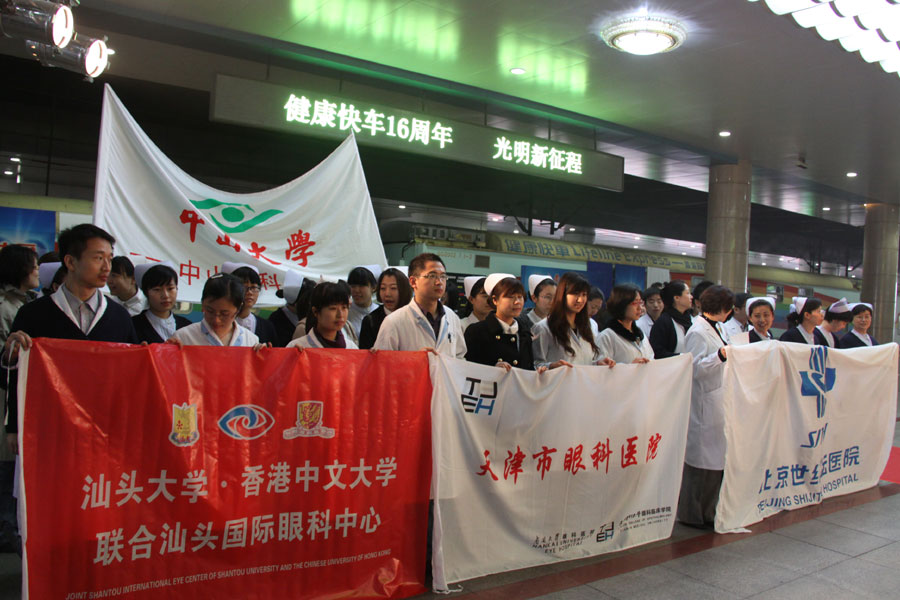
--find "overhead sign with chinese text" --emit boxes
[94,85,386,305]
[429,353,692,588]
[19,339,433,599]
[212,75,624,191]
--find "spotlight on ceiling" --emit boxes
[28,33,110,78]
[0,0,74,49]
[599,15,687,55]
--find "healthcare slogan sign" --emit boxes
[428,354,693,588]
[93,84,387,305]
[716,341,898,532]
[18,340,432,599]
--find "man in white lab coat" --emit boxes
[373,253,466,358]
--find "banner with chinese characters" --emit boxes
[429,353,693,587]
[93,84,386,305]
[18,339,432,599]
[716,342,898,532]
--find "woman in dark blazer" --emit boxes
[779,297,828,345]
[358,268,413,349]
[464,273,538,371]
[132,263,191,344]
[839,303,878,348]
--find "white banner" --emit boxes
[716,341,898,532]
[430,354,693,587]
[93,85,386,304]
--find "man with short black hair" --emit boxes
[3,224,139,455]
[373,253,466,357]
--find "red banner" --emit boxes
[19,339,432,599]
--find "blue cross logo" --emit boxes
[799,346,835,419]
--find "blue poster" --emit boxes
[613,264,647,290]
[0,207,56,257]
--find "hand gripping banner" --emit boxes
[429,354,693,588]
[17,339,432,599]
[716,341,898,532]
[93,84,387,305]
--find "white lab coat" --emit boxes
[531,319,600,368]
[635,313,654,340]
[373,301,466,358]
[683,317,727,470]
[287,332,358,349]
[526,309,544,326]
[170,320,259,347]
[595,327,654,364]
[721,317,746,343]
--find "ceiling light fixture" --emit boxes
[846,171,857,177]
[398,204,406,209]
[599,15,687,56]
[568,227,575,231]
[513,229,519,234]
[718,130,731,137]
[762,262,767,265]
[509,67,526,75]
[30,33,110,78]
[823,206,831,211]
[3,170,12,176]
[0,0,74,49]
[9,157,20,162]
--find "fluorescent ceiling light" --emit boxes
[599,15,687,56]
[3,170,12,176]
[509,67,526,75]
[718,130,731,137]
[823,206,831,211]
[10,157,20,163]
[846,171,858,177]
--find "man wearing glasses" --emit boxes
[222,262,278,345]
[373,253,466,358]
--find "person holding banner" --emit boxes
[464,273,539,371]
[374,253,466,358]
[678,284,734,528]
[526,275,556,326]
[131,262,191,344]
[817,298,852,348]
[288,281,358,349]
[168,273,261,348]
[839,303,878,348]
[3,224,139,454]
[359,268,412,350]
[106,256,146,317]
[595,283,653,364]
[649,280,693,359]
[224,262,278,346]
[532,272,614,369]
[746,296,776,343]
[779,297,827,345]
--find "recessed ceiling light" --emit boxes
[681,252,686,255]
[2,170,12,176]
[823,207,831,211]
[513,229,519,234]
[599,15,687,56]
[10,157,20,163]
[509,67,526,75]
[633,236,640,240]
[690,244,697,248]
[851,275,856,278]
[778,257,785,261]
[398,204,406,209]
[568,227,576,232]
[794,267,800,270]
[761,262,766,266]
[718,130,731,137]
[492,217,501,222]
[633,245,639,248]
[846,172,857,178]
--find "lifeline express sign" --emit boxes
[211,75,624,191]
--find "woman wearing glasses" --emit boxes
[779,297,827,345]
[168,273,261,347]
[595,283,653,364]
[224,262,278,345]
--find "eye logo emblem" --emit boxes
[218,405,275,440]
[189,198,283,234]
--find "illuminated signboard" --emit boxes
[212,75,623,191]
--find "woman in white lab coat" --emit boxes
[595,283,654,364]
[677,284,734,528]
[168,273,261,348]
[532,272,614,369]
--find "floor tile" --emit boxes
[746,574,868,599]
[662,546,801,596]
[811,557,900,597]
[773,518,894,556]
[531,585,615,600]
[817,506,900,540]
[857,540,900,569]
[590,573,741,600]
[718,531,847,573]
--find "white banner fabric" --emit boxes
[93,85,386,305]
[716,341,898,532]
[430,354,693,587]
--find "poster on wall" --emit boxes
[0,206,56,257]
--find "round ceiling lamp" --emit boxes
[600,16,687,55]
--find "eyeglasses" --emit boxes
[244,285,261,293]
[202,306,237,320]
[418,273,448,282]
[630,299,645,306]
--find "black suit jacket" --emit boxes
[779,326,828,345]
[132,311,192,344]
[464,312,535,370]
[359,306,389,350]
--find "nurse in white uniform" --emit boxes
[459,276,489,331]
[532,272,615,369]
[817,298,851,347]
[840,303,878,348]
[168,273,261,347]
[678,284,734,528]
[288,281,358,349]
[373,252,466,358]
[635,286,663,340]
[746,296,777,344]
[525,274,556,326]
[595,283,654,364]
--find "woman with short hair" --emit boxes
[168,273,261,347]
[817,298,852,348]
[839,303,878,348]
[131,262,191,344]
[225,262,278,346]
[595,283,653,364]
[649,280,693,359]
[746,297,776,343]
[288,281,358,349]
[779,297,827,345]
[464,273,540,371]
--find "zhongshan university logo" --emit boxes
[189,198,282,233]
[800,346,835,419]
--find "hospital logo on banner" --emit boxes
[460,376,499,415]
[218,405,275,440]
[799,346,835,419]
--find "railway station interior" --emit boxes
[3,0,900,598]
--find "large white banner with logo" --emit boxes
[429,354,693,588]
[93,85,386,304]
[716,341,898,532]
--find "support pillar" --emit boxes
[705,160,751,293]
[861,203,899,344]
